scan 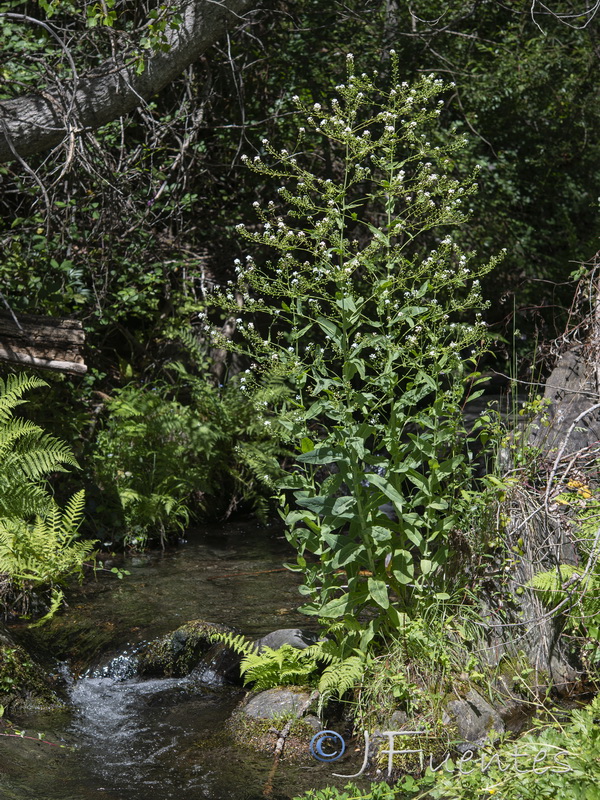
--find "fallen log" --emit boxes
[0,310,86,375]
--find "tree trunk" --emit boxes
[0,311,86,375]
[0,0,253,163]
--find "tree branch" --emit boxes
[0,0,253,163]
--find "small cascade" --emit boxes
[1,522,327,799]
[84,646,142,681]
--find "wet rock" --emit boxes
[0,624,65,711]
[192,641,245,685]
[443,689,504,747]
[136,620,232,678]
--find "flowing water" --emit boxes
[1,521,347,800]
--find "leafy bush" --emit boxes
[0,373,77,520]
[210,54,500,648]
[426,693,600,800]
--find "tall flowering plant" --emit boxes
[207,53,501,648]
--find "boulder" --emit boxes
[443,689,504,748]
[136,620,232,678]
[253,628,319,652]
[241,687,315,720]
[529,346,600,459]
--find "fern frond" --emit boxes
[240,644,320,690]
[207,630,255,657]
[0,374,47,424]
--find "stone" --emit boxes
[136,619,232,678]
[529,346,600,459]
[253,628,319,652]
[444,689,504,747]
[242,687,315,720]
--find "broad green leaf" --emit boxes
[392,551,414,584]
[316,316,341,345]
[367,577,390,609]
[300,437,314,453]
[317,594,352,618]
[420,558,433,576]
[297,445,347,465]
[364,473,404,508]
[370,525,392,543]
[331,542,367,568]
[296,494,356,523]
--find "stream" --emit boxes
[1,520,346,800]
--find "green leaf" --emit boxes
[370,525,392,543]
[300,437,314,453]
[392,551,414,584]
[297,444,349,466]
[420,558,433,576]
[317,594,352,618]
[331,542,367,568]
[316,316,341,345]
[295,494,356,522]
[367,577,390,609]
[364,473,404,508]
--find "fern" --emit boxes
[0,374,78,520]
[0,374,95,619]
[207,630,255,657]
[529,564,600,637]
[240,644,321,690]
[0,490,93,593]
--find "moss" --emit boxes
[227,703,319,763]
[137,620,232,678]
[0,638,63,711]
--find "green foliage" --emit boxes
[530,564,600,675]
[93,382,207,547]
[208,629,366,706]
[0,374,94,618]
[425,693,600,800]
[294,783,402,800]
[211,55,499,645]
[0,373,78,520]
[93,354,287,547]
[208,629,255,658]
[293,695,600,800]
[0,490,91,587]
[240,644,321,691]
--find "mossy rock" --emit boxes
[0,627,64,711]
[227,687,321,762]
[372,716,458,779]
[137,620,233,678]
